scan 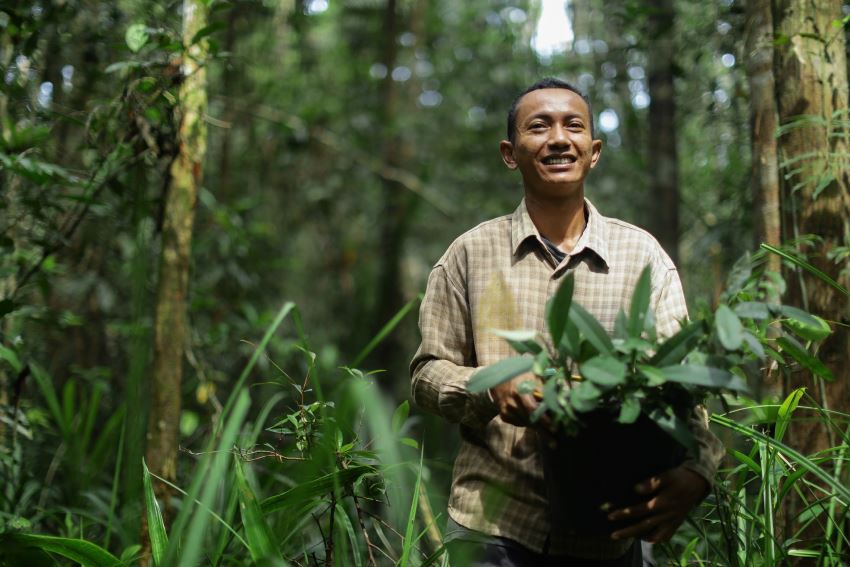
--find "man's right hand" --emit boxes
[489,372,542,427]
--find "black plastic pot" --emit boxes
[539,409,687,536]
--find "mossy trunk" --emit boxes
[773,0,850,547]
[144,0,208,527]
[745,0,781,273]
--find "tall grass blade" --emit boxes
[352,294,421,368]
[143,459,168,566]
[167,390,251,567]
[761,243,850,297]
[261,465,377,514]
[0,533,121,566]
[234,459,283,562]
[712,414,850,503]
[759,443,776,564]
[217,302,295,434]
[334,502,362,567]
[398,449,424,567]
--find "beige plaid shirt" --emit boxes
[410,198,724,559]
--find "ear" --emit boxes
[589,138,603,169]
[500,140,518,170]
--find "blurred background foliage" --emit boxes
[1,0,849,564]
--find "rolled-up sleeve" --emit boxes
[410,265,498,430]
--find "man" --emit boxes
[410,78,723,566]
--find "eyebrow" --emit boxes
[523,111,586,124]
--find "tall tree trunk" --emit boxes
[746,0,781,273]
[144,0,208,525]
[773,0,850,545]
[372,0,409,377]
[646,0,680,265]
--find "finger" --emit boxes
[635,474,665,495]
[610,511,673,541]
[608,497,661,521]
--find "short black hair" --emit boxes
[506,77,594,144]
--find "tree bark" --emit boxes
[372,0,410,377]
[646,0,680,265]
[773,0,850,545]
[144,0,208,524]
[746,0,781,273]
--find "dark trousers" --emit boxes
[445,538,644,567]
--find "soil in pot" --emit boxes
[539,410,687,536]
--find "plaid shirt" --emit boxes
[410,199,724,559]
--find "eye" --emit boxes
[528,122,547,131]
[568,121,584,130]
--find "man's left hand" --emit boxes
[608,465,709,543]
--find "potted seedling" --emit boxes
[467,264,830,535]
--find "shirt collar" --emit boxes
[511,197,610,267]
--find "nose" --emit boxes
[548,124,570,147]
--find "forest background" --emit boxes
[1,0,849,565]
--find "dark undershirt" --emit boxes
[542,237,567,264]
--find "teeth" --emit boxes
[544,157,574,165]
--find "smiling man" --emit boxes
[410,78,724,566]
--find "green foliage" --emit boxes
[469,265,775,447]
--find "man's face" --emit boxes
[500,88,602,199]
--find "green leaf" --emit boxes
[712,414,850,506]
[650,320,704,366]
[782,313,831,342]
[467,356,533,393]
[570,381,601,412]
[261,466,377,515]
[614,310,628,340]
[658,365,749,392]
[191,22,225,45]
[741,331,766,359]
[715,304,743,350]
[143,460,168,566]
[776,336,834,380]
[547,273,574,346]
[637,365,666,386]
[0,534,121,566]
[727,448,760,474]
[391,400,409,434]
[125,23,149,52]
[235,460,283,562]
[628,265,652,338]
[491,329,542,355]
[761,243,850,298]
[734,301,770,320]
[648,409,697,453]
[569,302,614,356]
[399,449,425,567]
[775,388,805,443]
[774,304,823,331]
[0,344,22,372]
[617,398,641,424]
[579,356,626,387]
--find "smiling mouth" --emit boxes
[542,156,577,165]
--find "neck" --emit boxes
[524,189,586,253]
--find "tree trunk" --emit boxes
[144,0,208,526]
[773,0,850,546]
[372,0,410,377]
[646,0,680,265]
[746,0,781,273]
